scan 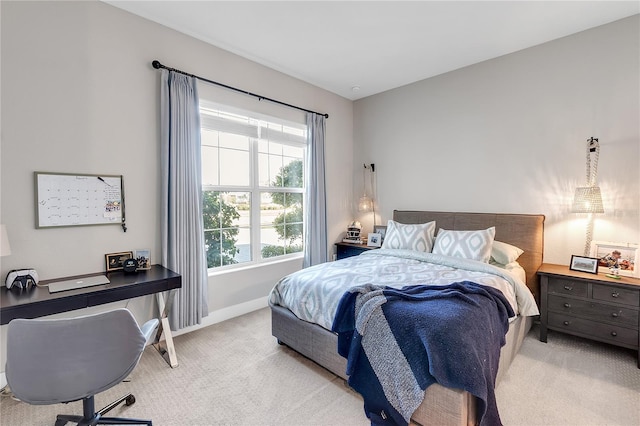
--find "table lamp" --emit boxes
[572,137,604,256]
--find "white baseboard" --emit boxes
[172,297,268,337]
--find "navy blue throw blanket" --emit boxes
[331,282,514,426]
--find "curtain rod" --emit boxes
[152,60,329,118]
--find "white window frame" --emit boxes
[200,100,307,272]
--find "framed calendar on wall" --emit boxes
[34,172,125,229]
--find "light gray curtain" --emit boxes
[303,113,328,268]
[160,69,208,330]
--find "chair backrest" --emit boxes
[6,308,148,405]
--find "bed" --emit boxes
[269,210,545,425]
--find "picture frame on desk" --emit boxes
[134,249,151,270]
[591,241,639,278]
[569,255,599,274]
[105,251,133,272]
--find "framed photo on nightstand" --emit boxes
[591,241,639,277]
[373,225,387,242]
[367,233,382,247]
[569,255,599,274]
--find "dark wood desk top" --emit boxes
[0,264,181,325]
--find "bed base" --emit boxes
[271,304,532,426]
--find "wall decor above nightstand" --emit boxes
[538,263,639,368]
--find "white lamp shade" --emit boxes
[571,186,604,214]
[1,225,11,256]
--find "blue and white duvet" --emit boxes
[269,249,539,330]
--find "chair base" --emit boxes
[54,394,152,426]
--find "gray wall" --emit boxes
[353,15,639,265]
[0,0,354,373]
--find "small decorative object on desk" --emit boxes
[134,249,151,270]
[569,255,598,274]
[122,258,138,273]
[367,233,382,247]
[591,241,639,278]
[105,251,133,272]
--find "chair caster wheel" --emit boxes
[125,394,136,406]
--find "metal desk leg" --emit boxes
[153,289,178,368]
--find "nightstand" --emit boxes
[537,263,640,368]
[335,241,378,260]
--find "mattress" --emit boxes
[269,249,539,331]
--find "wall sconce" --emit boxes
[357,164,374,212]
[1,225,11,257]
[572,137,604,256]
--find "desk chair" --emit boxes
[5,308,159,426]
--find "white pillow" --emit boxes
[490,259,526,283]
[432,227,496,263]
[381,220,436,252]
[491,240,524,265]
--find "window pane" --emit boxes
[267,154,284,187]
[267,159,304,189]
[260,191,303,259]
[219,148,250,186]
[201,146,219,186]
[283,145,303,158]
[202,191,249,268]
[260,141,304,188]
[281,158,303,188]
[266,140,284,156]
[201,129,219,148]
[219,132,249,151]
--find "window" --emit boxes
[200,101,306,270]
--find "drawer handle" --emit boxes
[563,321,570,326]
[611,292,619,298]
[611,331,617,337]
[563,303,571,308]
[563,285,573,291]
[611,312,619,318]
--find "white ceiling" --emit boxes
[104,1,639,100]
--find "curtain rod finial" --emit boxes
[152,60,162,69]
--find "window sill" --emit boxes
[207,253,303,277]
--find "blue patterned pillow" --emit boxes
[432,227,496,262]
[381,220,436,252]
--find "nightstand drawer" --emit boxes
[548,312,638,347]
[548,278,588,298]
[592,283,639,307]
[335,242,377,260]
[548,295,639,329]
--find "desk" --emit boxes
[0,264,181,368]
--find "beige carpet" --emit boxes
[1,308,638,425]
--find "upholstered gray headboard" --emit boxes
[392,210,545,303]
